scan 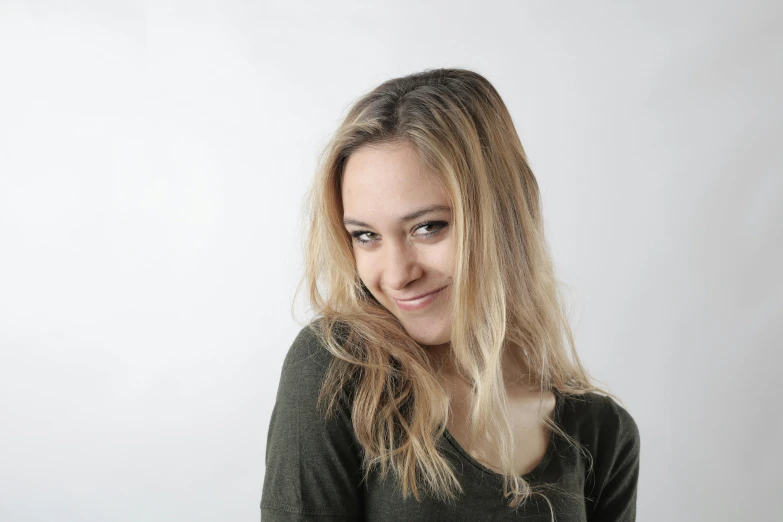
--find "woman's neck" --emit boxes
[423,341,537,391]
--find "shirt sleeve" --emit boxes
[260,326,365,521]
[587,398,641,522]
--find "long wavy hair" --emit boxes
[292,67,619,515]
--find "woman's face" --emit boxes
[341,141,454,347]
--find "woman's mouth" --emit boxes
[392,285,448,311]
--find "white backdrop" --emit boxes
[1,1,780,521]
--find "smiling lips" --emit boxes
[392,285,448,311]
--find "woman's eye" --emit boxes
[350,221,448,245]
[351,231,376,244]
[416,223,439,236]
[414,221,448,236]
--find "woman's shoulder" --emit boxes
[272,321,341,402]
[559,390,639,439]
[557,390,641,518]
[262,322,365,519]
[275,320,359,410]
[281,321,334,370]
[558,389,641,479]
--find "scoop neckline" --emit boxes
[441,388,564,481]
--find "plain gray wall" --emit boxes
[0,1,780,521]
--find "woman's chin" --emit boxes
[405,327,450,347]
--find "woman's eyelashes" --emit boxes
[350,221,449,245]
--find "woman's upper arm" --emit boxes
[261,327,365,521]
[587,399,641,522]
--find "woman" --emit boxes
[261,68,640,521]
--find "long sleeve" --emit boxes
[261,326,365,521]
[586,399,641,522]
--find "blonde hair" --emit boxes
[292,67,619,516]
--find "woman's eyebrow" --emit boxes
[343,204,451,228]
[343,204,451,227]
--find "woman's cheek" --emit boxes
[354,255,376,287]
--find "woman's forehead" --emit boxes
[342,145,447,213]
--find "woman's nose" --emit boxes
[383,242,423,289]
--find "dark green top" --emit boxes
[261,325,640,521]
